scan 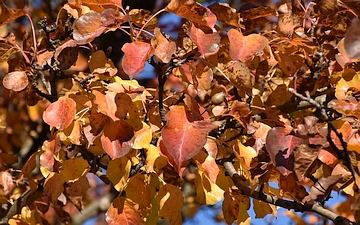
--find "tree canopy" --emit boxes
[1,0,360,224]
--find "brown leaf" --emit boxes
[129,9,158,30]
[165,0,217,29]
[156,184,184,225]
[0,2,26,26]
[218,60,252,90]
[328,97,360,119]
[2,71,28,92]
[0,33,18,63]
[207,3,241,28]
[344,18,360,59]
[106,196,143,225]
[280,174,308,202]
[54,39,78,70]
[293,144,319,182]
[276,13,301,38]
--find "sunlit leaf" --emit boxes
[129,9,158,30]
[106,196,143,225]
[207,3,241,28]
[73,11,106,45]
[194,167,224,205]
[193,150,219,184]
[125,174,151,209]
[101,120,135,159]
[253,199,273,218]
[151,27,176,63]
[59,158,90,182]
[161,105,214,171]
[121,42,152,77]
[156,184,183,225]
[334,73,360,100]
[265,127,307,176]
[165,0,217,28]
[43,96,76,130]
[107,157,131,192]
[2,71,28,92]
[228,29,268,62]
[188,23,220,56]
[328,97,360,119]
[302,175,342,203]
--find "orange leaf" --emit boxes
[43,96,76,130]
[152,27,176,63]
[73,12,106,44]
[193,150,219,183]
[0,2,26,26]
[156,184,183,225]
[228,28,268,62]
[44,173,65,205]
[59,158,90,182]
[121,42,152,77]
[0,171,13,195]
[208,3,241,28]
[101,120,135,159]
[106,196,143,225]
[165,0,217,29]
[161,105,214,171]
[2,71,28,92]
[188,23,220,56]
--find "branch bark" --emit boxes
[222,162,355,225]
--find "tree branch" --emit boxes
[222,162,355,225]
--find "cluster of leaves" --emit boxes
[1,0,360,224]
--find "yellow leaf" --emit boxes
[126,120,152,149]
[145,145,167,173]
[253,199,273,218]
[237,202,251,225]
[156,184,183,225]
[107,157,131,192]
[59,158,90,182]
[21,206,35,225]
[194,169,224,205]
[125,174,151,209]
[233,141,257,168]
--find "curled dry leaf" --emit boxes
[207,2,241,28]
[161,105,214,171]
[228,29,268,62]
[302,175,342,203]
[43,96,76,130]
[0,2,26,26]
[165,0,217,29]
[152,28,177,63]
[2,71,28,92]
[188,23,221,57]
[328,97,360,119]
[129,9,158,30]
[55,39,78,70]
[121,42,152,77]
[292,144,319,182]
[0,33,18,63]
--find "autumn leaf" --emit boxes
[265,127,307,176]
[101,120,135,159]
[194,168,225,205]
[156,184,184,225]
[106,196,143,225]
[0,2,26,26]
[44,173,65,204]
[43,96,76,130]
[188,23,220,56]
[302,175,342,203]
[328,97,360,119]
[107,157,131,192]
[73,12,106,45]
[344,18,360,59]
[2,71,28,92]
[151,27,176,63]
[165,0,217,29]
[129,9,158,30]
[0,33,18,63]
[228,29,268,62]
[292,144,319,182]
[207,3,241,28]
[161,105,214,171]
[59,158,90,182]
[121,42,152,77]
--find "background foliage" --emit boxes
[1,0,360,224]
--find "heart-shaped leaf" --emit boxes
[188,23,220,56]
[161,105,214,171]
[121,42,152,77]
[43,96,76,130]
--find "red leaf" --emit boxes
[101,120,135,159]
[43,96,76,130]
[165,0,217,28]
[228,28,268,62]
[121,42,152,77]
[188,23,220,56]
[161,105,214,171]
[2,71,28,91]
[106,196,143,225]
[265,127,307,176]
